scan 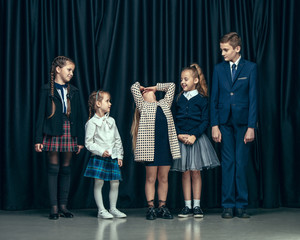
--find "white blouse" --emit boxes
[85,114,123,160]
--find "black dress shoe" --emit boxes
[236,208,250,218]
[157,206,173,219]
[178,206,193,218]
[146,207,157,220]
[221,208,233,219]
[59,210,74,218]
[193,206,204,218]
[49,213,59,220]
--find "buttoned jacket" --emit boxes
[35,83,84,145]
[131,82,181,162]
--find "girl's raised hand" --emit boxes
[144,86,157,93]
[35,143,43,152]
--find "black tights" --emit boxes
[47,152,72,214]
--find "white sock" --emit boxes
[185,200,192,209]
[109,180,119,210]
[193,199,200,208]
[94,179,105,211]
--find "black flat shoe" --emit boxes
[49,213,59,220]
[236,208,250,218]
[221,208,233,219]
[146,207,157,220]
[157,206,173,219]
[59,210,74,218]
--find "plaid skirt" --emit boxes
[42,119,78,152]
[84,155,122,181]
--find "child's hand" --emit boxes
[144,86,157,93]
[35,143,43,152]
[76,145,84,155]
[102,150,111,158]
[244,128,255,144]
[178,134,189,143]
[212,126,222,142]
[185,135,196,145]
[118,159,123,167]
[140,86,145,92]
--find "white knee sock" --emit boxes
[109,180,119,210]
[94,179,105,211]
[193,199,200,208]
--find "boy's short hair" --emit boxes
[220,32,242,49]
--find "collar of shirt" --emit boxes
[230,55,241,70]
[93,113,114,128]
[183,89,198,100]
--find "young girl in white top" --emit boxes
[84,90,126,219]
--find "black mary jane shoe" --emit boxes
[146,207,157,220]
[157,205,173,219]
[59,210,74,218]
[49,213,59,220]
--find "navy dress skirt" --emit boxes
[145,106,173,166]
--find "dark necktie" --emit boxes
[55,83,68,113]
[231,64,236,81]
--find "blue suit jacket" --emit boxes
[210,58,257,128]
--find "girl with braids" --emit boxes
[84,90,126,219]
[171,63,220,218]
[131,82,181,220]
[35,56,84,220]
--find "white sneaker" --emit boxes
[97,209,113,219]
[109,208,127,218]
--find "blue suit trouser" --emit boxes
[220,117,250,209]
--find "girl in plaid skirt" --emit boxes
[35,56,84,220]
[84,90,126,219]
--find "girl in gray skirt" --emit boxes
[171,63,220,218]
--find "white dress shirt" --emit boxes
[230,55,241,74]
[183,89,198,100]
[85,113,123,159]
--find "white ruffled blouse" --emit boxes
[85,113,123,160]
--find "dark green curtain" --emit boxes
[1,0,299,210]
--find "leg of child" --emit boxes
[94,179,113,219]
[178,171,193,218]
[191,170,203,218]
[47,152,59,218]
[182,171,192,208]
[156,166,173,219]
[109,180,126,218]
[157,166,171,207]
[145,166,158,207]
[58,152,73,217]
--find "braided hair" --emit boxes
[48,56,75,119]
[87,90,110,120]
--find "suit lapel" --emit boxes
[222,61,232,89]
[232,58,245,84]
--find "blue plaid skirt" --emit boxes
[84,155,122,181]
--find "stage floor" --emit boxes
[0,208,299,240]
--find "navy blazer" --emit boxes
[35,83,85,145]
[210,58,257,128]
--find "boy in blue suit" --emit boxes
[210,32,257,218]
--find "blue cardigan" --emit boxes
[173,93,209,139]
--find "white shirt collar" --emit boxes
[230,55,241,69]
[183,89,198,100]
